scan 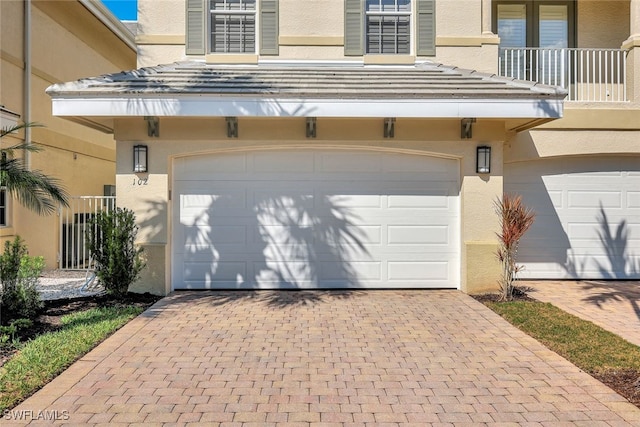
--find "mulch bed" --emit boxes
[594,369,640,408]
[0,293,161,367]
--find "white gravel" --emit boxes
[37,270,105,301]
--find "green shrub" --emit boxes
[0,237,26,291]
[0,323,17,346]
[19,255,45,288]
[0,237,44,325]
[0,319,33,346]
[86,207,145,297]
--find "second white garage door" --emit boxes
[172,150,460,290]
[506,156,640,279]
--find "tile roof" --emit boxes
[47,61,566,100]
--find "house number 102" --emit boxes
[133,178,148,186]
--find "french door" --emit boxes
[494,1,575,85]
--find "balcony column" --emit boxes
[482,0,493,35]
[632,0,640,36]
[623,0,640,102]
[479,0,500,73]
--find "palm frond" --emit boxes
[0,158,69,214]
[0,142,43,156]
[0,122,69,215]
[0,122,42,139]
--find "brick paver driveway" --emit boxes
[6,290,640,426]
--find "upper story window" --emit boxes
[186,0,278,56]
[344,0,435,57]
[210,0,257,53]
[365,0,411,54]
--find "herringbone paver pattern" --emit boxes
[524,280,640,347]
[5,290,640,426]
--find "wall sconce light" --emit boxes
[226,116,238,138]
[144,116,159,137]
[133,144,148,173]
[384,118,395,138]
[306,117,317,138]
[461,118,476,139]
[476,145,491,174]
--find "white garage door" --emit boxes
[172,150,460,289]
[505,156,640,279]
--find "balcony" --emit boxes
[498,48,628,102]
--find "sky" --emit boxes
[101,0,137,21]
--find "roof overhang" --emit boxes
[50,95,563,134]
[79,0,136,51]
[47,61,567,133]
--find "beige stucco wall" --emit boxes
[113,117,505,295]
[138,0,185,36]
[505,129,640,164]
[436,43,499,74]
[134,0,636,76]
[577,0,630,48]
[0,1,135,268]
[24,0,636,293]
[137,45,187,68]
[505,104,640,163]
[503,105,640,201]
[112,108,640,296]
[280,0,342,38]
[136,0,500,72]
[438,0,481,36]
[136,0,186,67]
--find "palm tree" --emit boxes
[1,122,69,215]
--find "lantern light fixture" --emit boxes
[133,144,148,173]
[476,145,491,174]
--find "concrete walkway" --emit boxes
[5,290,640,426]
[524,280,640,348]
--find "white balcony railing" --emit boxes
[499,48,628,102]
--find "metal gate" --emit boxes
[59,196,116,269]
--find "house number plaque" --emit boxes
[133,177,149,186]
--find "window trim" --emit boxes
[208,0,258,54]
[193,0,278,57]
[345,0,435,58]
[364,0,413,55]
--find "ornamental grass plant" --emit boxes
[495,193,535,301]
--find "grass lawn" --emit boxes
[0,306,143,412]
[483,298,640,406]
